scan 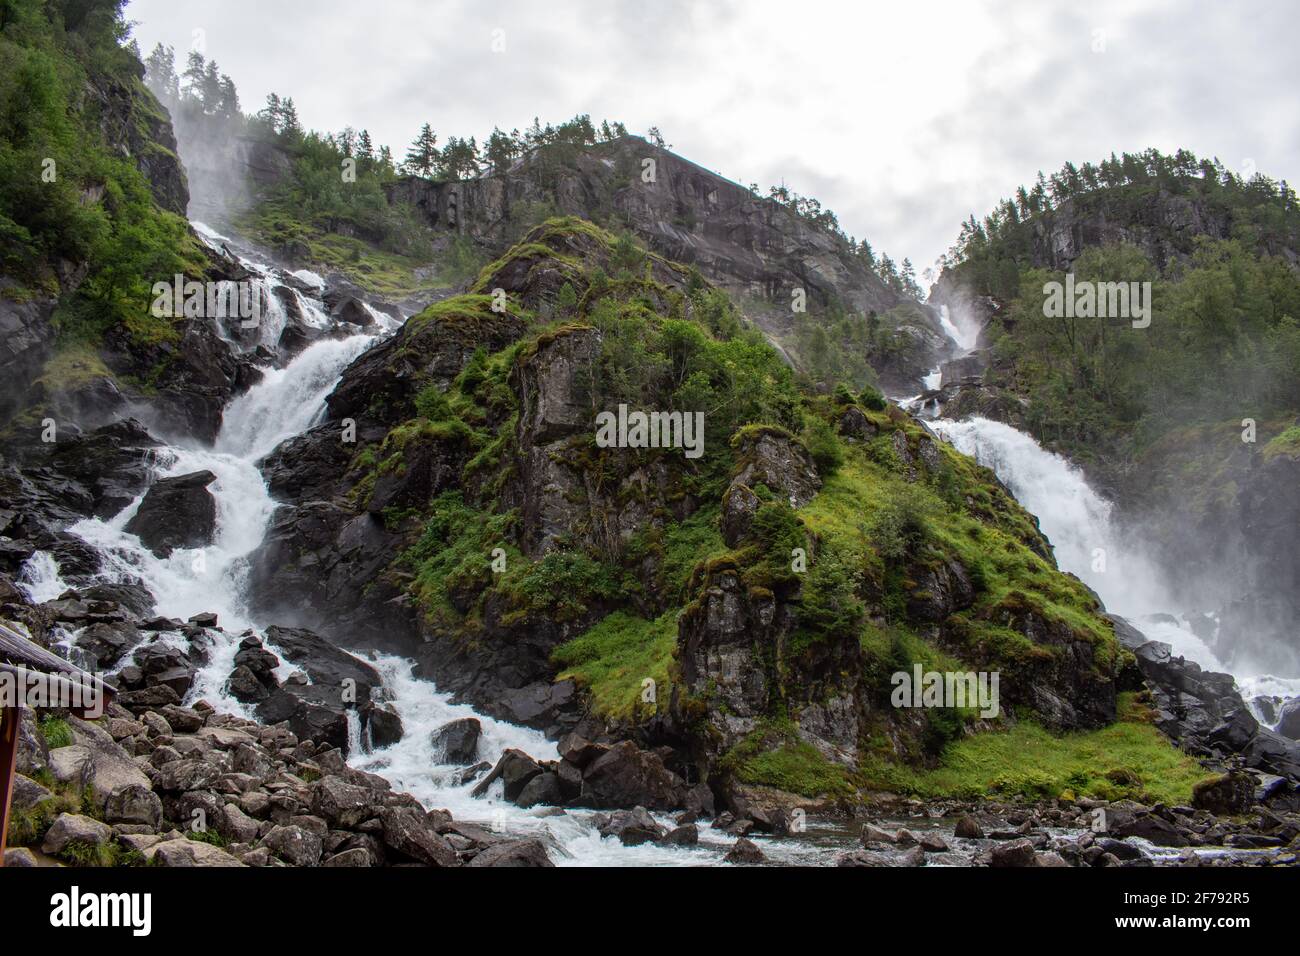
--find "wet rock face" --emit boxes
[431,718,482,764]
[1278,699,1300,742]
[0,292,56,422]
[732,430,822,509]
[123,470,217,557]
[91,67,189,217]
[1112,614,1300,781]
[677,563,864,763]
[38,419,162,519]
[511,327,604,556]
[679,568,782,748]
[939,349,991,388]
[386,137,908,326]
[973,601,1118,730]
[326,303,526,427]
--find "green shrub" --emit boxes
[868,484,931,559]
[38,715,72,749]
[859,385,887,411]
[413,382,453,421]
[801,415,844,475]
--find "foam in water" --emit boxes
[349,657,803,866]
[68,334,375,641]
[51,238,839,864]
[938,303,980,353]
[290,269,325,290]
[19,551,67,603]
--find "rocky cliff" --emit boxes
[377,137,949,391]
[243,217,1140,811]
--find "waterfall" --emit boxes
[18,550,68,603]
[931,416,1300,704]
[937,304,978,352]
[68,334,375,635]
[49,232,805,865]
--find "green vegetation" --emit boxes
[186,828,228,848]
[2,768,133,865]
[942,149,1300,466]
[797,417,1113,670]
[0,0,205,348]
[38,714,72,748]
[1263,424,1300,462]
[720,721,857,799]
[352,217,1195,800]
[862,694,1211,805]
[552,610,680,721]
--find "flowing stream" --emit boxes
[21,231,815,866]
[910,306,1300,710]
[24,233,1292,865]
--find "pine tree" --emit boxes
[484,127,518,174]
[144,43,179,105]
[280,98,302,138]
[338,126,357,157]
[404,123,439,177]
[181,50,206,102]
[260,93,282,132]
[439,136,481,180]
[201,60,222,113]
[217,75,239,120]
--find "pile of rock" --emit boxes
[6,699,551,868]
[835,792,1300,868]
[465,734,714,818]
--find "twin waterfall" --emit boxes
[17,236,1294,865]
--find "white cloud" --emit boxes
[125,0,1300,271]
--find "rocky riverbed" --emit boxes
[4,577,1299,868]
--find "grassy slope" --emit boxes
[351,215,1208,805]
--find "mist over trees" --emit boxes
[940,147,1300,457]
[141,48,923,302]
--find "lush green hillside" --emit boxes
[937,149,1300,469]
[0,0,204,344]
[308,216,1207,803]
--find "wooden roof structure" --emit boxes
[1,619,116,866]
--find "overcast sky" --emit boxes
[124,0,1300,276]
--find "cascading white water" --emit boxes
[930,416,1300,704]
[51,233,802,865]
[351,655,836,866]
[69,334,375,634]
[67,332,376,716]
[912,299,1300,713]
[18,550,68,603]
[938,303,980,353]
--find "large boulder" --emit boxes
[37,419,162,518]
[430,718,481,765]
[1278,698,1300,741]
[466,839,554,867]
[262,625,382,700]
[123,470,217,556]
[1112,613,1300,781]
[1192,772,1255,815]
[378,806,458,866]
[47,718,152,809]
[471,749,544,802]
[255,682,354,754]
[41,813,112,855]
[595,806,665,845]
[578,741,687,811]
[149,838,247,867]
